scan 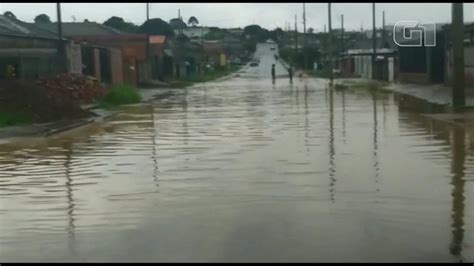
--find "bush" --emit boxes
[0,111,33,127]
[351,81,390,94]
[100,84,141,107]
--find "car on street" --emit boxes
[250,61,259,67]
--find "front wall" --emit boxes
[122,58,137,86]
[93,48,101,82]
[445,46,474,87]
[109,48,123,84]
[66,43,82,74]
[0,36,57,49]
[121,43,146,61]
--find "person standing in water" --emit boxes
[271,64,276,81]
[288,65,293,82]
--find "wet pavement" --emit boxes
[341,78,474,107]
[0,47,474,262]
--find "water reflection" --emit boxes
[372,93,379,191]
[0,76,472,262]
[63,142,76,257]
[341,89,346,143]
[449,125,465,260]
[328,87,335,202]
[394,95,469,262]
[151,103,159,186]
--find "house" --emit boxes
[149,35,174,81]
[226,28,244,36]
[34,21,155,86]
[174,27,209,39]
[203,40,227,68]
[396,24,446,84]
[170,38,203,79]
[30,22,130,84]
[340,29,397,81]
[0,15,76,80]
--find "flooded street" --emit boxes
[1,51,474,261]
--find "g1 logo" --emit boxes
[393,21,436,47]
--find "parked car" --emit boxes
[250,61,259,67]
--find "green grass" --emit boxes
[334,83,349,90]
[0,111,33,127]
[99,84,141,108]
[350,81,390,94]
[171,65,242,88]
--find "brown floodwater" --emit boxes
[0,63,473,262]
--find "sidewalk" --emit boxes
[339,78,474,107]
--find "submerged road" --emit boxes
[0,44,473,262]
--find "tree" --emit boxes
[188,16,199,27]
[3,11,17,20]
[308,27,314,34]
[243,24,269,42]
[169,18,187,30]
[103,16,139,33]
[34,14,51,23]
[270,27,284,41]
[138,18,174,36]
[241,24,270,53]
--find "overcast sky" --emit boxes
[1,3,474,32]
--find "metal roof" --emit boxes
[0,15,65,40]
[34,21,123,36]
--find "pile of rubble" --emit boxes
[36,74,107,104]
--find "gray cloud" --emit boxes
[0,3,473,32]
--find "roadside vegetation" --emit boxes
[99,84,142,108]
[0,111,33,128]
[170,65,242,88]
[349,80,390,94]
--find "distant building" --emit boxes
[34,21,165,85]
[174,27,209,39]
[340,29,397,81]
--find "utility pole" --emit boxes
[372,3,376,80]
[177,9,183,35]
[56,3,65,73]
[303,3,307,69]
[328,3,333,83]
[382,11,386,48]
[341,14,344,55]
[145,3,151,81]
[294,14,298,68]
[452,3,465,107]
[146,3,149,21]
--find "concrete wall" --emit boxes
[354,55,372,79]
[66,43,82,74]
[109,48,123,84]
[93,48,101,82]
[122,58,137,86]
[445,46,474,87]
